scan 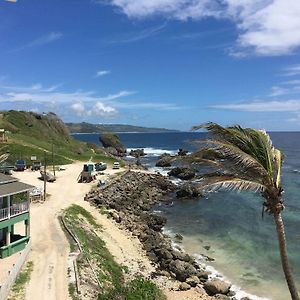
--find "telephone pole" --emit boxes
[44,151,47,201]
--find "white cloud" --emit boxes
[71,102,86,115]
[211,99,300,112]
[282,79,300,85]
[98,90,136,101]
[105,0,300,56]
[96,70,110,77]
[92,102,117,116]
[13,32,62,52]
[282,64,300,76]
[269,86,289,97]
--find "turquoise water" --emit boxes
[74,132,300,300]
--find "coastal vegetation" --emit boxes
[62,204,165,300]
[192,122,299,300]
[7,261,34,300]
[0,110,116,165]
[67,122,177,133]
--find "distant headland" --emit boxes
[66,122,179,133]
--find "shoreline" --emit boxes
[84,170,238,299]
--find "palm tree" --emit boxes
[192,122,299,300]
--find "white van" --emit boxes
[112,162,120,169]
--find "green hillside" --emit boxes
[67,122,178,133]
[0,111,115,165]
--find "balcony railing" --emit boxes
[0,202,29,221]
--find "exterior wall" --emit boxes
[0,228,3,241]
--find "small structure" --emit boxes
[78,164,96,183]
[0,129,8,143]
[0,174,34,258]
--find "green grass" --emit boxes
[8,261,34,300]
[0,110,122,165]
[62,205,165,300]
[68,283,80,300]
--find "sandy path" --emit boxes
[13,163,211,300]
[12,162,104,300]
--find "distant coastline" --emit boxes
[67,122,179,134]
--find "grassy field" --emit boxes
[0,111,121,166]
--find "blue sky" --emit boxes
[1,0,300,130]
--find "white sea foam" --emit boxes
[127,147,176,157]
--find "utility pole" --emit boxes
[44,150,47,201]
[52,142,56,177]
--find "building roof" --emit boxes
[0,174,17,185]
[0,181,34,197]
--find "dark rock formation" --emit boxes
[168,167,196,180]
[178,148,188,156]
[129,149,146,158]
[99,133,126,156]
[155,154,173,167]
[176,183,202,198]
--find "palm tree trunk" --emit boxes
[274,212,300,300]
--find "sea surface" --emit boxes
[73,132,300,300]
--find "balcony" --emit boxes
[0,202,29,222]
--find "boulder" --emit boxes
[186,276,200,287]
[142,214,167,231]
[179,282,191,291]
[178,148,188,156]
[214,295,231,300]
[169,260,198,282]
[204,279,231,295]
[171,250,191,262]
[155,155,173,167]
[168,167,196,180]
[176,183,202,198]
[129,149,146,158]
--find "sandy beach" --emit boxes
[11,161,212,300]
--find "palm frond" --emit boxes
[274,149,282,188]
[193,123,281,186]
[198,175,265,193]
[194,139,270,181]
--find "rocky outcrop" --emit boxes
[129,149,146,158]
[168,167,196,180]
[155,154,173,167]
[85,171,233,296]
[178,148,188,156]
[176,183,202,198]
[99,133,126,156]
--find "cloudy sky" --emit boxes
[1,0,300,130]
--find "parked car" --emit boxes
[31,161,41,171]
[95,162,107,171]
[112,162,120,169]
[15,159,26,171]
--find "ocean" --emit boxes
[73,132,300,300]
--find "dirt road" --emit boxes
[13,163,98,300]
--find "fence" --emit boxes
[0,239,31,300]
[0,202,29,221]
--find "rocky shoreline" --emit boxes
[84,170,250,300]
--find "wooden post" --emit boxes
[44,151,47,201]
[52,142,56,177]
